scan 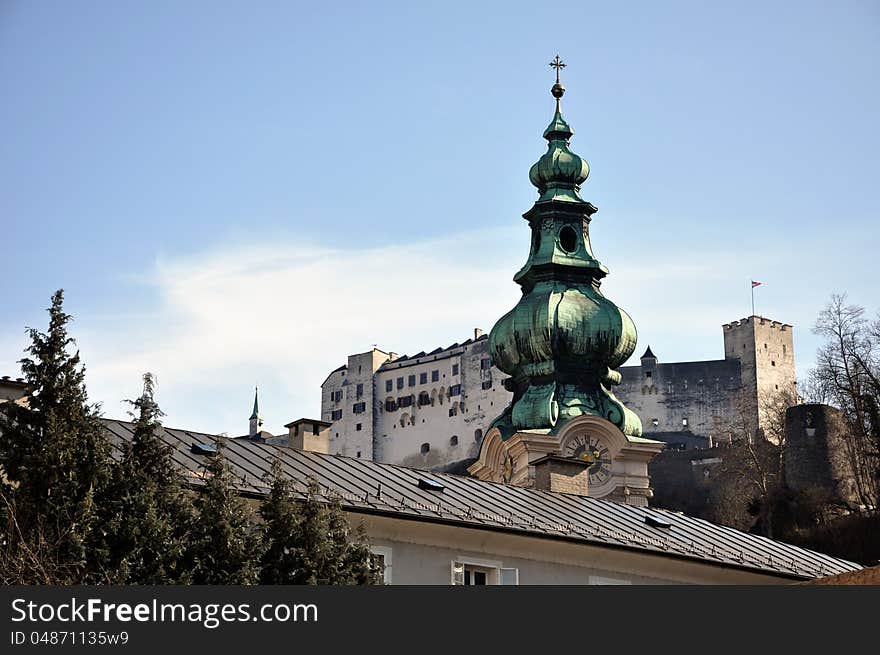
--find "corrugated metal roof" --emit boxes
[103,419,861,580]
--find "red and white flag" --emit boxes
[751,280,762,288]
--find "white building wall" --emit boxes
[358,514,794,585]
[321,333,508,469]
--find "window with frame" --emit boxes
[331,409,342,421]
[449,384,461,397]
[452,364,459,376]
[418,391,431,406]
[481,379,492,390]
[370,547,393,584]
[451,559,518,586]
[397,377,404,390]
[480,358,492,370]
[353,402,366,414]
[386,379,393,392]
[398,395,413,408]
[431,370,439,382]
[408,375,416,387]
[420,372,428,385]
[356,383,364,399]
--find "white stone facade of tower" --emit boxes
[320,331,509,470]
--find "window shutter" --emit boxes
[451,561,464,586]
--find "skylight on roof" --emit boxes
[191,442,218,456]
[417,478,445,492]
[644,514,673,529]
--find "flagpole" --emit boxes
[751,283,755,316]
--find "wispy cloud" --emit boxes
[3,222,867,436]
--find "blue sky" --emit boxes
[1,1,878,434]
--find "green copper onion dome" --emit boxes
[528,103,590,203]
[487,57,642,440]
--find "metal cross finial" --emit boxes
[550,54,566,83]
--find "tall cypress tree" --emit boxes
[97,373,192,583]
[187,441,261,584]
[259,462,382,585]
[0,290,111,583]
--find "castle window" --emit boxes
[356,383,364,399]
[357,451,361,458]
[432,370,439,382]
[408,375,416,387]
[482,379,493,390]
[480,358,492,370]
[353,402,366,414]
[356,423,362,431]
[450,435,459,446]
[385,398,397,412]
[386,380,393,392]
[645,371,652,379]
[449,385,461,396]
[397,377,404,390]
[682,417,689,427]
[771,361,776,367]
[452,364,459,376]
[398,395,413,408]
[420,372,428,385]
[764,343,768,349]
[783,345,787,356]
[420,443,430,455]
[418,391,431,406]
[449,408,456,417]
[474,429,483,442]
[331,409,342,421]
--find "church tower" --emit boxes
[469,58,663,505]
[249,386,263,437]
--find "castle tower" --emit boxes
[469,58,662,505]
[249,386,263,437]
[723,316,796,436]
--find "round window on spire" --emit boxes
[559,225,578,253]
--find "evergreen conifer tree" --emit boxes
[97,373,193,583]
[258,461,382,585]
[0,290,111,583]
[187,441,261,584]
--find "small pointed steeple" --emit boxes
[249,386,263,437]
[528,55,590,203]
[641,346,657,361]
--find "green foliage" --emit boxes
[186,442,262,584]
[0,290,383,585]
[0,290,112,583]
[96,373,193,583]
[259,461,382,585]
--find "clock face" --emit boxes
[502,453,515,483]
[563,434,612,486]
